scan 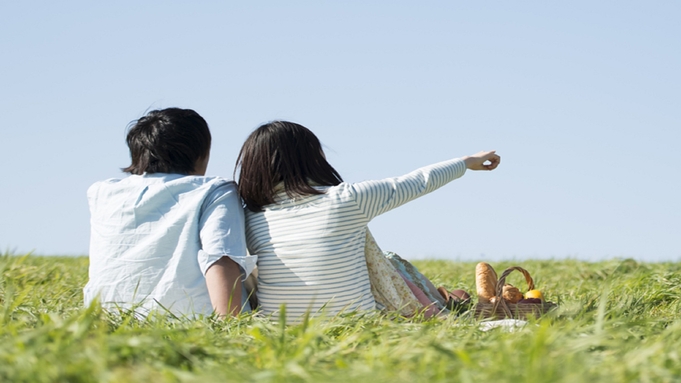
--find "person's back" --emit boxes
[245,183,377,319]
[86,174,244,316]
[236,121,499,323]
[85,108,254,317]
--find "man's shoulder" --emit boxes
[198,177,240,207]
[87,177,125,199]
[87,175,237,202]
[195,175,236,187]
[182,176,237,196]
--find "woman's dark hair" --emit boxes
[123,108,211,175]
[235,121,343,212]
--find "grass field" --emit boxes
[1,254,680,382]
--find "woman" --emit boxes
[235,121,500,322]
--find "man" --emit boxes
[84,108,254,317]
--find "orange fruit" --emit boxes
[524,289,544,300]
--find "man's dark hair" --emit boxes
[235,121,343,212]
[123,108,211,175]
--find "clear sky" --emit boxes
[1,1,679,261]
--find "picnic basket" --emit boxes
[474,266,557,320]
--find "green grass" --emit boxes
[1,254,680,382]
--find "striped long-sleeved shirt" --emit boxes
[245,158,467,322]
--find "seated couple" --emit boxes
[84,108,501,322]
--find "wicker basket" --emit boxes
[474,266,557,320]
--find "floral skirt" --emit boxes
[364,229,448,317]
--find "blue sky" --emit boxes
[1,1,679,261]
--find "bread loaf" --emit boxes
[475,262,498,303]
[502,284,523,303]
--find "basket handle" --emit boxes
[491,266,536,317]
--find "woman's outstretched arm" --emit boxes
[351,150,501,220]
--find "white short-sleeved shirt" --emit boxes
[84,173,254,317]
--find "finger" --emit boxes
[485,156,500,170]
[486,154,500,163]
[489,156,500,166]
[482,154,498,164]
[481,153,499,162]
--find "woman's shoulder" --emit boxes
[314,182,360,201]
[248,182,358,214]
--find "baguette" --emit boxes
[475,262,498,303]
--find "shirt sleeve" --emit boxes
[198,180,256,280]
[351,158,467,220]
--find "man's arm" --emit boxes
[199,180,256,318]
[205,256,243,317]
